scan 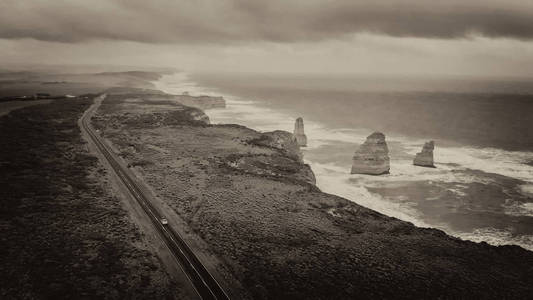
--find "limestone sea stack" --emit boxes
[413,141,436,168]
[351,132,390,175]
[293,117,307,147]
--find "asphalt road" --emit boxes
[81,94,229,300]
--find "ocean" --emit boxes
[154,72,533,251]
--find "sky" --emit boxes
[1,0,533,77]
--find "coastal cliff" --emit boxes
[414,140,436,167]
[92,89,533,300]
[234,129,315,184]
[351,132,390,175]
[250,130,303,162]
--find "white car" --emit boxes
[160,218,168,225]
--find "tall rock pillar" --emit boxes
[294,117,307,147]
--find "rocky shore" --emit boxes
[92,88,533,299]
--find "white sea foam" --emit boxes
[402,142,533,183]
[454,228,533,252]
[520,184,533,197]
[503,201,533,217]
[309,161,433,228]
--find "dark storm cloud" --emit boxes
[1,0,533,43]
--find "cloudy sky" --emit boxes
[1,0,533,77]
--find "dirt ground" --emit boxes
[93,90,533,300]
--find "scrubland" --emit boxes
[0,99,180,299]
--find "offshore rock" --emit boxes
[414,141,435,168]
[293,117,307,147]
[351,132,390,175]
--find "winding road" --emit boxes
[80,94,230,300]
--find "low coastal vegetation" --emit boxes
[0,70,162,98]
[94,89,533,299]
[0,99,179,299]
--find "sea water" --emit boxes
[154,72,533,251]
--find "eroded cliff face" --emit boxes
[294,117,307,147]
[188,109,211,124]
[251,130,303,163]
[414,141,435,168]
[351,132,390,175]
[225,154,316,185]
[235,130,317,183]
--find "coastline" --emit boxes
[154,72,533,251]
[2,69,531,298]
[91,84,533,299]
